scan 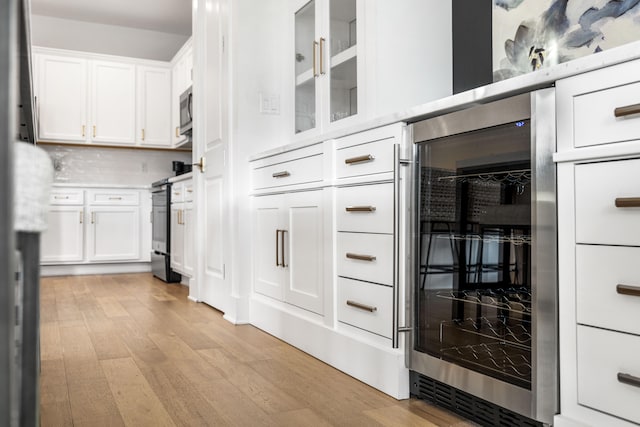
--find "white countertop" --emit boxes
[168,171,193,183]
[52,182,151,190]
[250,40,640,161]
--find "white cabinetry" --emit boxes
[291,0,451,138]
[137,66,172,147]
[36,54,88,142]
[90,60,136,145]
[41,189,85,263]
[252,145,326,315]
[40,187,151,272]
[171,40,193,147]
[169,177,194,277]
[555,58,640,427]
[34,48,172,149]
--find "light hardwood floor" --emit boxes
[40,273,475,427]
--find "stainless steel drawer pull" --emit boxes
[346,253,376,262]
[614,103,640,118]
[346,300,377,313]
[618,373,640,388]
[187,189,193,193]
[109,196,123,200]
[272,171,291,178]
[345,206,376,212]
[54,195,69,199]
[615,197,640,208]
[345,154,374,165]
[617,284,640,297]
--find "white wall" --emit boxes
[41,144,190,185]
[228,0,290,316]
[31,14,189,61]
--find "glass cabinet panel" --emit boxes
[295,1,317,134]
[329,0,357,122]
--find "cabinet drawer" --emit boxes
[337,277,392,338]
[337,232,394,286]
[574,80,640,148]
[49,189,83,205]
[336,183,394,233]
[577,245,640,336]
[252,155,323,190]
[88,189,140,205]
[183,181,194,202]
[336,138,394,179]
[577,326,640,425]
[171,182,184,203]
[575,159,640,246]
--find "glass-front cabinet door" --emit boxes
[293,0,360,136]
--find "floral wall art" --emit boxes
[493,0,640,81]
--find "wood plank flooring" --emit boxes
[40,273,476,427]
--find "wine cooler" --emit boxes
[407,89,557,426]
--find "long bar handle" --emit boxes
[82,125,85,137]
[346,300,377,313]
[618,373,640,388]
[142,129,145,141]
[281,230,288,268]
[617,284,640,297]
[614,103,640,118]
[91,212,95,224]
[109,196,123,200]
[272,171,291,178]
[313,40,319,77]
[346,253,376,262]
[345,154,374,165]
[319,37,325,75]
[79,210,83,224]
[54,195,69,200]
[275,229,281,267]
[345,206,376,212]
[615,197,640,208]
[93,125,96,138]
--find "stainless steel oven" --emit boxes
[408,89,557,425]
[151,181,181,283]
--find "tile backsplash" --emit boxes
[41,144,192,185]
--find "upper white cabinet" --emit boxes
[171,40,193,147]
[34,48,173,149]
[91,60,136,145]
[291,0,452,138]
[137,66,172,147]
[36,54,88,142]
[294,0,362,136]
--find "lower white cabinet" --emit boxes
[86,206,140,261]
[253,190,324,315]
[169,178,194,277]
[41,206,84,263]
[182,202,194,277]
[170,203,184,270]
[40,187,150,267]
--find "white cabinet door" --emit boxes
[36,54,88,142]
[183,202,194,277]
[253,194,286,300]
[87,206,140,261]
[138,66,171,147]
[284,190,324,314]
[171,58,186,146]
[170,203,184,271]
[91,60,136,145]
[40,206,85,263]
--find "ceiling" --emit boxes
[30,0,192,35]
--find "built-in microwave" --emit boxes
[179,86,193,136]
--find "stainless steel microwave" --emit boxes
[179,86,193,135]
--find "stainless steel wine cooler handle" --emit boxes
[346,300,377,312]
[617,284,640,297]
[618,373,640,388]
[615,197,640,208]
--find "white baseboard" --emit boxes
[187,295,199,302]
[41,262,151,277]
[250,296,409,400]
